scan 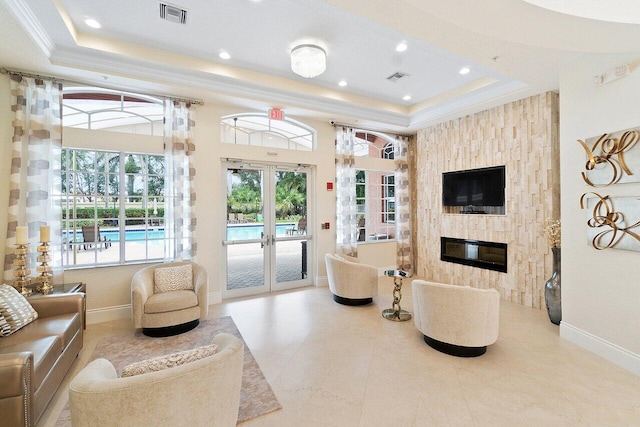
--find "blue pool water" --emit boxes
[226,223,295,240]
[64,223,296,242]
[64,229,165,242]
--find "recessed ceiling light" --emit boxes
[338,80,347,87]
[396,42,408,52]
[85,18,102,29]
[459,67,471,75]
[403,95,411,101]
[219,51,231,60]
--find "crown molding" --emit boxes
[51,47,412,128]
[4,0,55,57]
[409,80,532,128]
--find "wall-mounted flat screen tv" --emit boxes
[442,165,505,208]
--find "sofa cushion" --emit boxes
[1,336,63,388]
[0,284,39,336]
[154,264,193,293]
[0,313,80,349]
[121,343,218,377]
[144,290,198,314]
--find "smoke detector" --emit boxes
[159,2,187,24]
[386,71,409,82]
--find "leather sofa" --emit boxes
[0,293,84,426]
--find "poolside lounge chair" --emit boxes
[81,225,112,250]
[288,218,307,235]
[228,213,237,224]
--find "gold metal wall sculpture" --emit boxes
[580,193,640,251]
[578,129,639,186]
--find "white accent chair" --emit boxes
[131,261,208,337]
[412,280,500,357]
[325,253,378,305]
[69,333,244,427]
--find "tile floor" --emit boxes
[39,278,640,426]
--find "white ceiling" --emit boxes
[1,0,640,132]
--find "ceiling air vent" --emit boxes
[386,71,409,82]
[159,2,187,24]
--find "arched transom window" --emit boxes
[62,87,163,136]
[353,131,395,158]
[220,113,316,151]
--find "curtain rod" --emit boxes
[331,121,414,138]
[0,67,204,106]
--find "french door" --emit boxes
[222,162,312,298]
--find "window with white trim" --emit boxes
[352,132,397,242]
[355,170,396,241]
[61,149,168,267]
[61,88,168,268]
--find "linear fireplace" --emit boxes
[440,237,507,273]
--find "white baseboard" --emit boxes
[560,322,640,376]
[209,291,222,304]
[87,292,222,325]
[316,275,328,287]
[87,304,131,325]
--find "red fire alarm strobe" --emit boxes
[269,108,284,120]
[326,182,334,190]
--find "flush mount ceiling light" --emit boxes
[459,67,471,75]
[290,44,326,78]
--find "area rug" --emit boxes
[55,316,281,425]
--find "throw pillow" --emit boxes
[154,264,193,293]
[0,283,39,337]
[121,343,218,377]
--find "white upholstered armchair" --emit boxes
[325,253,378,305]
[412,280,500,357]
[131,261,208,336]
[69,333,244,427]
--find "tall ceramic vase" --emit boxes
[545,247,561,325]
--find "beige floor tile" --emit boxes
[38,283,640,426]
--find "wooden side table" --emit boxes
[29,282,86,329]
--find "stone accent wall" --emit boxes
[411,92,559,308]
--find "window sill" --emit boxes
[358,239,396,245]
[63,259,166,271]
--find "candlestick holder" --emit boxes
[13,243,32,297]
[36,241,53,295]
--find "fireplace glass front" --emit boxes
[440,237,507,273]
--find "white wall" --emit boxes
[559,54,640,375]
[0,74,399,323]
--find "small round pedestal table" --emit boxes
[382,269,412,322]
